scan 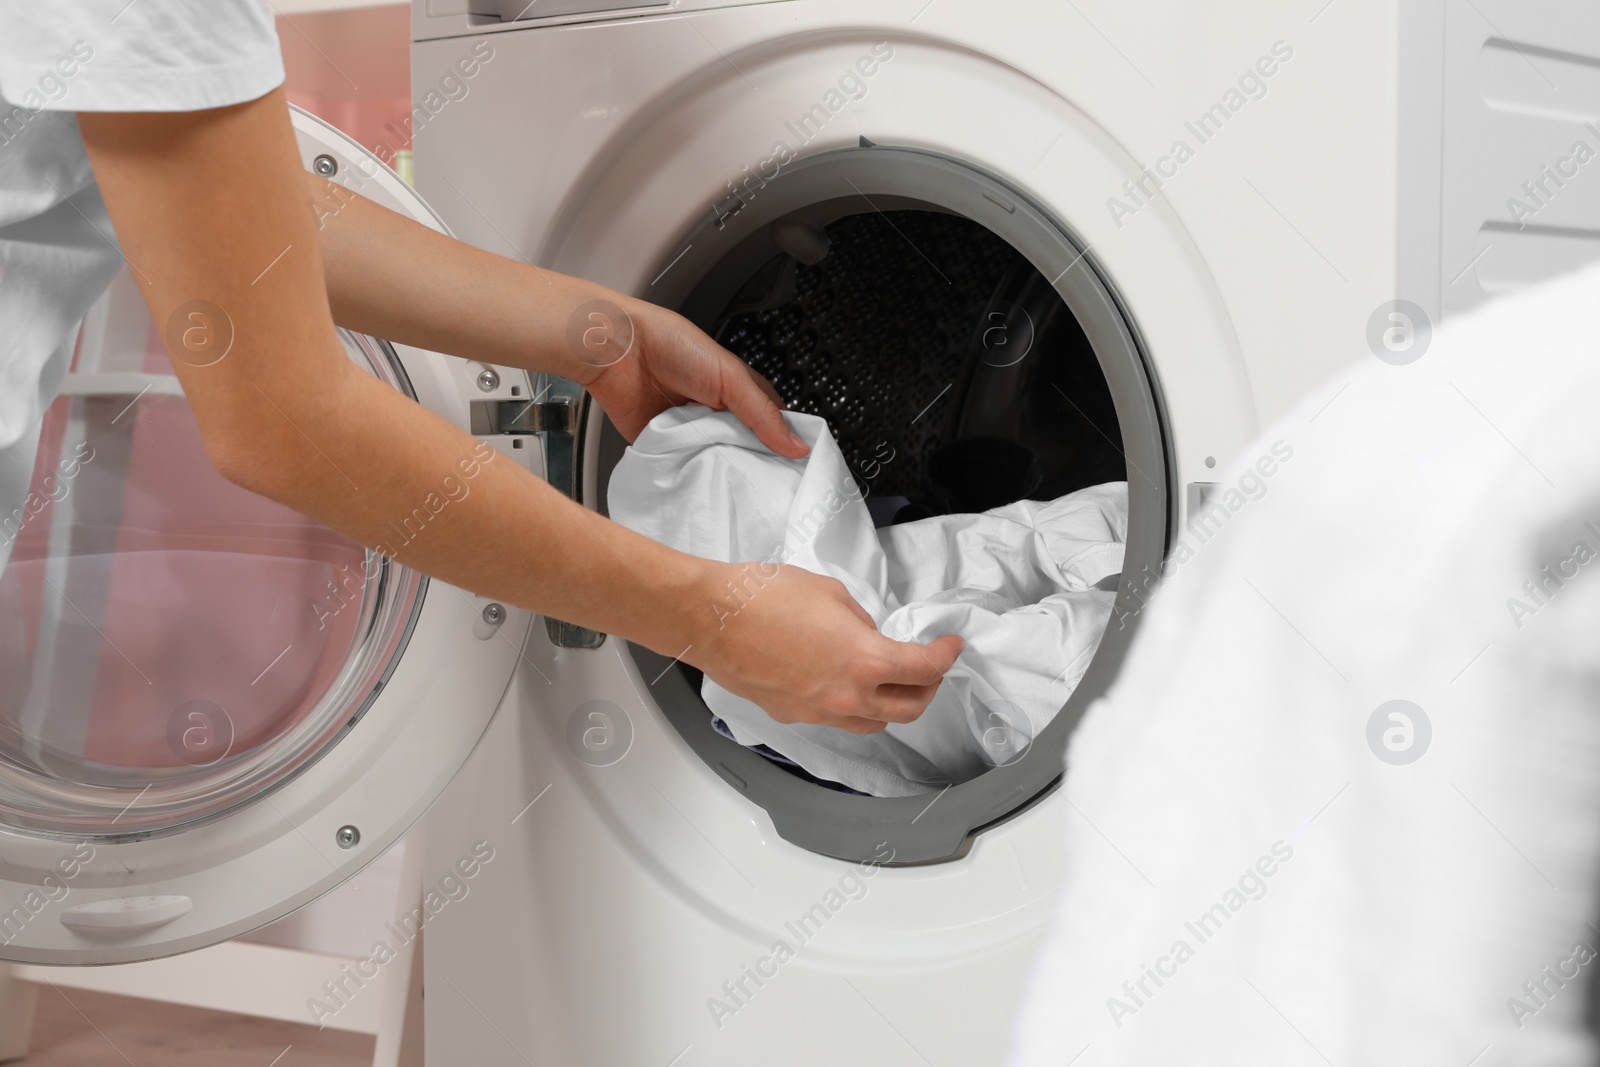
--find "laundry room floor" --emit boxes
[12,985,372,1066]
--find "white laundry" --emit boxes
[607,405,1126,797]
[1006,260,1600,1066]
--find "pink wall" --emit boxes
[276,4,413,164]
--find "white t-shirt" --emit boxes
[0,0,283,566]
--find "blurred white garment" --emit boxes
[607,406,1126,796]
[1007,261,1600,1066]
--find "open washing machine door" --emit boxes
[0,108,530,966]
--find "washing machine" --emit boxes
[404,0,1600,1064]
[0,2,1595,1066]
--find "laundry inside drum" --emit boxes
[608,208,1132,797]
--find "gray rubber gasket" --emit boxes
[610,146,1172,864]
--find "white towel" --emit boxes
[607,406,1127,796]
[1007,261,1600,1065]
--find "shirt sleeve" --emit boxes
[0,0,284,113]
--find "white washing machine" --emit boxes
[404,1,1600,1064]
[0,1,1595,1065]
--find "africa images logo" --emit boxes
[1105,40,1294,229]
[1104,841,1294,1028]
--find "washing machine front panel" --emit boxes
[0,109,526,965]
[411,0,1300,942]
[414,3,1404,1062]
[413,0,1248,1021]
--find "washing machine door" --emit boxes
[0,109,530,965]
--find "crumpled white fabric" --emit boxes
[607,405,1127,797]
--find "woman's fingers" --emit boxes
[717,356,809,458]
[749,367,786,409]
[694,564,967,735]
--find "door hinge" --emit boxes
[470,396,607,651]
[471,398,574,436]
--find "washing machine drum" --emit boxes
[712,209,1126,519]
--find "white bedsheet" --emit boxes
[607,406,1127,796]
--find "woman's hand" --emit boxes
[572,302,966,730]
[685,563,965,733]
[574,296,810,459]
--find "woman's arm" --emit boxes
[76,88,960,733]
[304,170,808,456]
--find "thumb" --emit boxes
[880,634,965,687]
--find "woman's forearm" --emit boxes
[307,170,605,385]
[262,363,723,655]
[80,95,956,733]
